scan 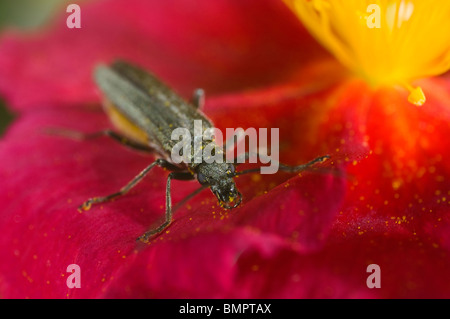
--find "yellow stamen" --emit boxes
[404,83,426,106]
[283,0,450,106]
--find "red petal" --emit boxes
[2,0,449,299]
[101,228,450,298]
[0,76,360,297]
[330,78,450,271]
[232,233,450,298]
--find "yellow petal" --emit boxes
[283,0,450,106]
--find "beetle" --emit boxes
[60,60,329,242]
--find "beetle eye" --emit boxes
[227,164,235,176]
[197,172,208,185]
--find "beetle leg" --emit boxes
[45,128,155,152]
[233,152,330,176]
[138,171,194,243]
[78,158,182,212]
[192,88,205,109]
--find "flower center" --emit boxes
[283,0,450,106]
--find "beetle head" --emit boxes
[196,162,242,209]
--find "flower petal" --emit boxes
[332,78,450,250]
[0,76,366,297]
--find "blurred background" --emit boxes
[0,0,75,136]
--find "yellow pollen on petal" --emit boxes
[283,0,450,106]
